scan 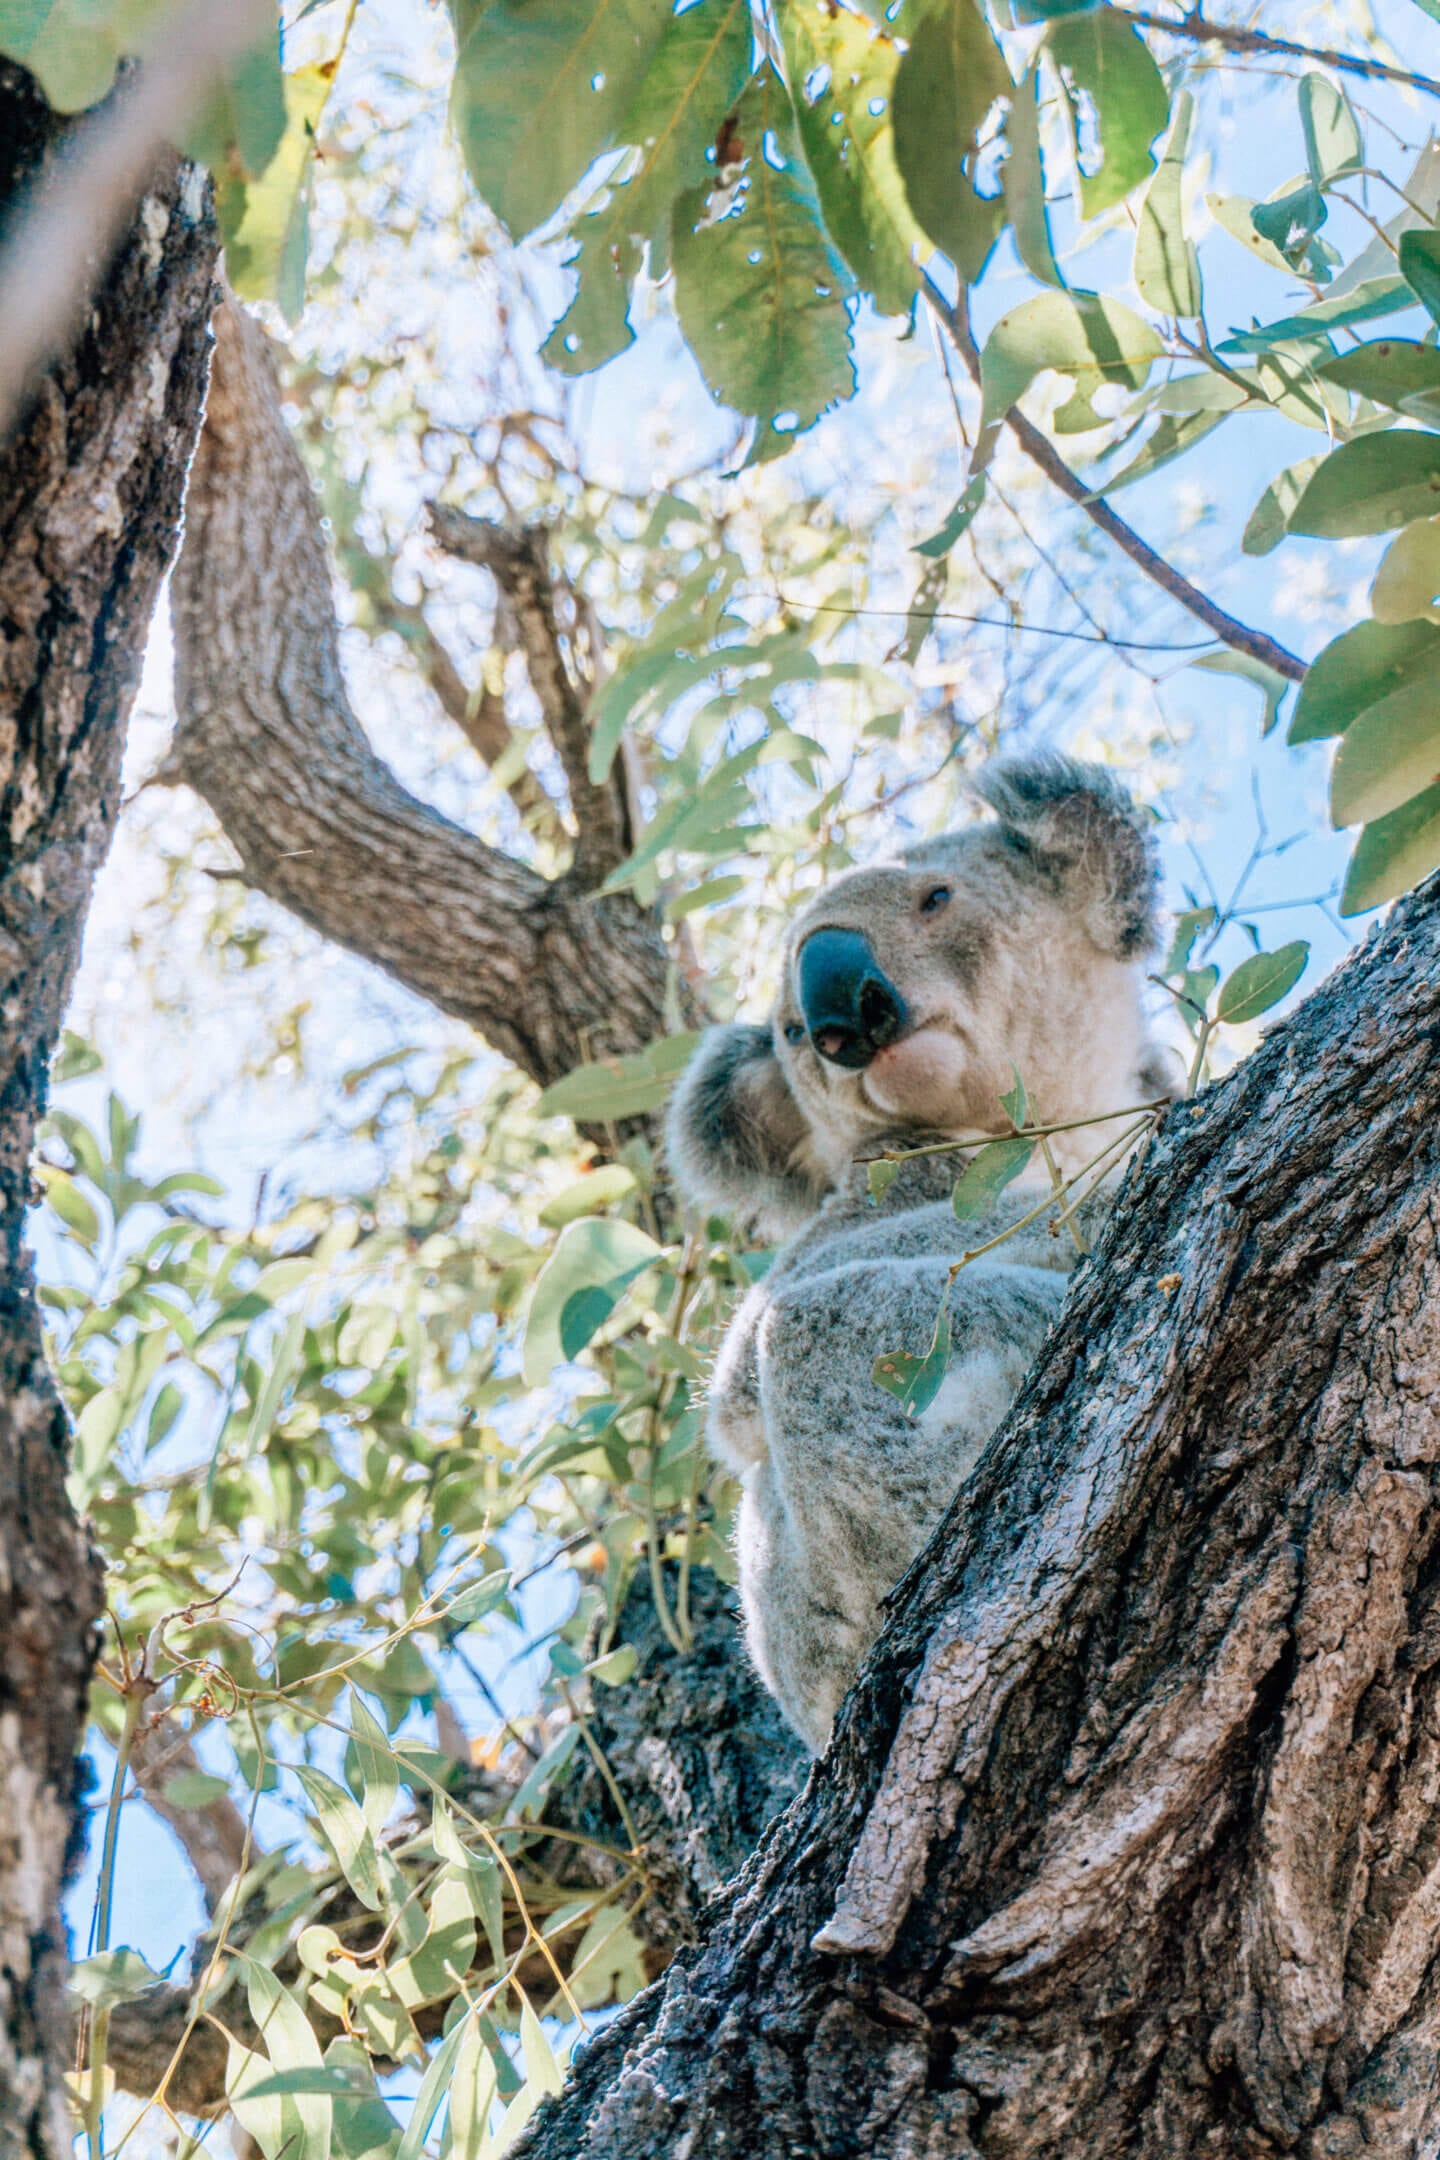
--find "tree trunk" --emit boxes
[0,63,216,2158]
[513,875,1440,2160]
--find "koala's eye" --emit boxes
[783,1022,806,1045]
[919,884,952,916]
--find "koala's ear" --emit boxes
[665,1024,830,1236]
[974,753,1161,958]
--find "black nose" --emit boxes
[797,929,908,1069]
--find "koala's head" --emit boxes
[667,755,1177,1235]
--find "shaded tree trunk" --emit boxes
[0,63,216,2157]
[514,875,1440,2160]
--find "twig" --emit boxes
[426,506,632,886]
[0,0,272,441]
[926,284,1309,685]
[1118,7,1440,101]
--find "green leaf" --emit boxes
[238,2069,379,2101]
[69,1947,161,2010]
[1372,518,1440,624]
[951,1136,1034,1219]
[1135,90,1200,317]
[1250,181,1327,274]
[539,1164,638,1228]
[234,1955,332,2160]
[347,1690,399,1837]
[1163,905,1216,977]
[1340,776,1440,913]
[891,0,1010,284]
[1002,62,1061,288]
[521,2000,567,2096]
[0,0,161,111]
[1241,453,1325,556]
[672,66,857,463]
[1400,228,1440,328]
[544,0,753,373]
[1290,433,1440,539]
[1000,1065,1028,1129]
[867,1157,901,1205]
[536,1031,701,1122]
[914,473,986,555]
[1102,406,1228,492]
[1330,676,1440,826]
[1215,942,1309,1024]
[396,2006,474,2160]
[1299,73,1362,188]
[873,1297,952,1420]
[1290,617,1440,744]
[389,1873,477,2009]
[784,0,928,317]
[1217,276,1411,355]
[523,1218,663,1385]
[1206,191,1327,278]
[1048,9,1169,220]
[184,26,287,181]
[294,1766,385,1912]
[218,64,334,324]
[1316,337,1440,425]
[42,1169,99,1245]
[979,290,1162,432]
[586,1643,638,1685]
[449,0,674,240]
[1188,649,1290,736]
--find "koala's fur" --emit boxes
[667,756,1177,1751]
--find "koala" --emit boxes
[666,756,1177,1752]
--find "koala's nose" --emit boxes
[797,929,908,1069]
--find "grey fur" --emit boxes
[668,756,1175,1750]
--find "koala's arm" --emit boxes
[704,1279,768,1474]
[739,1251,1067,1750]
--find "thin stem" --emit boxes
[1187,1017,1215,1097]
[675,1415,707,1649]
[947,1118,1156,1280]
[1117,7,1440,100]
[85,1688,151,2160]
[1040,1133,1088,1257]
[862,1098,1172,1166]
[926,282,1309,685]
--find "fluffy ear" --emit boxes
[665,1024,830,1236]
[974,754,1161,958]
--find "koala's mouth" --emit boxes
[859,1021,969,1122]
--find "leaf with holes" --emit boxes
[873,1297,952,1420]
[544,0,753,372]
[1048,8,1169,219]
[891,0,1010,285]
[672,66,857,463]
[784,0,928,317]
[449,0,674,240]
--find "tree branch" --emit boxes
[127,1724,252,1914]
[168,302,682,1093]
[1120,6,1440,101]
[427,507,634,886]
[514,871,1440,2158]
[930,286,1309,685]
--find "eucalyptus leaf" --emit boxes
[891,0,1010,284]
[523,1218,663,1385]
[1400,228,1440,328]
[672,66,857,464]
[1289,433,1440,539]
[952,1136,1034,1219]
[1215,943,1308,1025]
[1371,518,1440,624]
[1289,618,1440,744]
[1330,679,1440,827]
[1048,9,1168,220]
[873,1297,952,1420]
[1340,777,1440,913]
[1135,91,1200,318]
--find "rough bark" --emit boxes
[0,62,217,2160]
[513,872,1440,2160]
[169,303,681,1092]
